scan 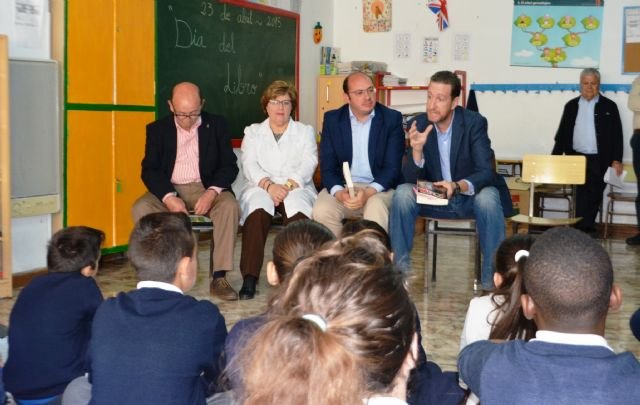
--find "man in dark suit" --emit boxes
[389,71,511,291]
[312,72,405,237]
[552,68,623,237]
[132,82,240,301]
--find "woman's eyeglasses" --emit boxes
[268,99,292,107]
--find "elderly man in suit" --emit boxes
[389,71,511,291]
[312,72,405,237]
[132,82,240,301]
[552,68,623,237]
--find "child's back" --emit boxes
[458,227,640,404]
[3,226,104,401]
[460,338,639,404]
[88,288,226,404]
[87,212,227,405]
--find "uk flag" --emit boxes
[428,0,449,31]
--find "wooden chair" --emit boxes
[510,155,586,234]
[423,217,480,292]
[603,163,637,239]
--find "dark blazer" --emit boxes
[319,103,405,192]
[403,107,512,216]
[141,111,239,200]
[3,272,103,400]
[552,94,623,174]
[88,288,227,405]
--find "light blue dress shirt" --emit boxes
[330,107,383,195]
[414,111,474,195]
[573,95,599,154]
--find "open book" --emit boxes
[416,180,448,206]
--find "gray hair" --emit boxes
[580,68,600,83]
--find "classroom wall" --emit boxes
[331,0,640,160]
[0,0,54,273]
[298,1,334,128]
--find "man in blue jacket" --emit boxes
[313,72,405,237]
[389,71,511,291]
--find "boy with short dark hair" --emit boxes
[3,226,104,403]
[458,227,640,404]
[87,212,227,404]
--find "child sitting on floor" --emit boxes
[223,220,335,390]
[458,227,640,404]
[236,235,418,405]
[3,226,104,405]
[342,219,464,405]
[459,234,536,350]
[84,212,227,404]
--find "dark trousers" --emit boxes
[575,154,607,231]
[632,130,640,229]
[239,206,307,279]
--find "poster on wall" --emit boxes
[422,37,439,63]
[510,0,604,69]
[13,0,46,49]
[363,0,392,32]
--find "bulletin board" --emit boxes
[623,6,640,73]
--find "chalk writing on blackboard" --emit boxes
[157,0,298,138]
[224,63,259,95]
[174,17,207,49]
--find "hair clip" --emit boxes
[515,249,529,263]
[302,314,328,332]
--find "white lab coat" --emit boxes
[238,118,318,224]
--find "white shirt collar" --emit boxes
[579,94,599,104]
[364,397,407,405]
[137,280,184,295]
[532,330,613,351]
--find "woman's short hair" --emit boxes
[260,80,298,114]
[238,235,416,405]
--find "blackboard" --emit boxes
[156,0,299,140]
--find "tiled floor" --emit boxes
[0,230,638,371]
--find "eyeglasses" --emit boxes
[268,99,293,107]
[174,110,201,119]
[348,87,376,97]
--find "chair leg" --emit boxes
[474,234,481,288]
[432,221,438,282]
[512,221,519,235]
[424,218,430,292]
[603,200,613,240]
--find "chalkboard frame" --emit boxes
[156,0,300,147]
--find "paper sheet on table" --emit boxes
[603,167,627,189]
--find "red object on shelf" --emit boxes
[373,71,467,107]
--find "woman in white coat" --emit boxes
[237,80,318,299]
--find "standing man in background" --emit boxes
[552,68,623,237]
[627,75,640,246]
[132,82,240,301]
[312,72,405,237]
